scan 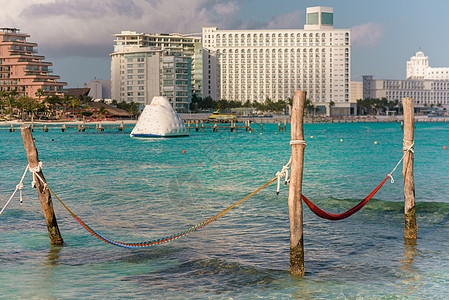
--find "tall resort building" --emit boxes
[202,6,352,115]
[0,28,66,99]
[110,31,201,112]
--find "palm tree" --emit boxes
[45,95,61,118]
[0,90,8,116]
[98,106,108,118]
[35,88,44,103]
[7,90,18,118]
[17,96,39,120]
[70,97,81,118]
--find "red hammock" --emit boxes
[301,175,390,221]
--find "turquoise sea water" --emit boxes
[1,122,448,299]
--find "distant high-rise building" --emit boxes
[202,6,352,115]
[0,28,66,99]
[84,79,111,100]
[110,31,200,112]
[407,51,449,80]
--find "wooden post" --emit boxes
[20,125,63,245]
[402,97,417,240]
[288,90,306,276]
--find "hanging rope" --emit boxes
[37,173,277,248]
[0,165,29,216]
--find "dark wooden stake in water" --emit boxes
[21,125,64,245]
[288,90,306,276]
[402,97,417,240]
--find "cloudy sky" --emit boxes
[1,0,448,87]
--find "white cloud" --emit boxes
[0,0,246,57]
[351,22,385,48]
[0,0,308,58]
[266,10,303,29]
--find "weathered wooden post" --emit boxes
[288,90,306,276]
[20,125,63,245]
[402,97,417,240]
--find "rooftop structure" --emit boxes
[407,51,449,80]
[0,27,66,99]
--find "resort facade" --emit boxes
[364,52,449,107]
[110,31,200,112]
[202,6,353,115]
[0,27,66,99]
[363,75,449,106]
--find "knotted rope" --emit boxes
[275,158,291,195]
[0,165,29,216]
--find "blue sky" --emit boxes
[1,0,448,88]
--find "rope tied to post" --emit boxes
[387,140,414,183]
[29,161,44,189]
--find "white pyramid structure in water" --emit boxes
[130,96,189,138]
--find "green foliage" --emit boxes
[113,100,139,116]
[357,98,399,115]
[189,94,288,113]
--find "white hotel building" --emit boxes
[363,51,449,107]
[110,31,201,112]
[202,6,353,115]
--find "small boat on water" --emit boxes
[208,110,237,123]
[130,96,189,138]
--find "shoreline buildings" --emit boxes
[202,6,353,115]
[0,28,66,99]
[363,51,449,107]
[110,31,201,112]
